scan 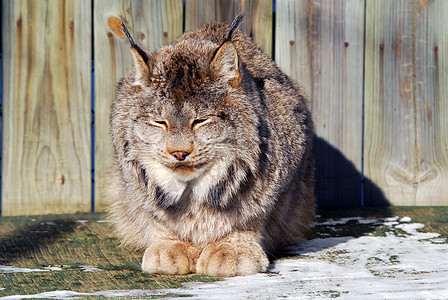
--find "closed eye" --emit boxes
[192,118,211,129]
[150,120,168,129]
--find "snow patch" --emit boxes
[39,222,55,226]
[75,220,89,224]
[0,266,50,274]
[43,266,62,271]
[314,217,380,226]
[400,216,412,223]
[0,290,169,299]
[0,265,63,274]
[395,223,441,240]
[79,266,104,272]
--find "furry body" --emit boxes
[108,19,315,277]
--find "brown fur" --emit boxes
[107,17,315,277]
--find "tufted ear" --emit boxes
[121,22,153,88]
[210,42,240,87]
[209,13,244,87]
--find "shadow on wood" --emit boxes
[314,136,390,207]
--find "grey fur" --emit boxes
[107,17,315,277]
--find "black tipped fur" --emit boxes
[224,13,245,42]
[121,22,137,47]
[120,22,151,65]
[211,13,245,61]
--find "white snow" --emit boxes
[0,265,102,274]
[75,220,89,224]
[314,217,380,226]
[39,222,55,226]
[79,266,104,272]
[400,216,412,223]
[395,223,441,240]
[1,217,447,299]
[0,266,51,274]
[43,266,62,271]
[0,290,163,299]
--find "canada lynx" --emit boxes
[108,15,315,277]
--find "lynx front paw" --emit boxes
[196,241,269,277]
[142,240,200,275]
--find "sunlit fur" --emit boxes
[107,19,315,277]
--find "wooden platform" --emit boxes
[1,207,447,297]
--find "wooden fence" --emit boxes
[1,0,447,216]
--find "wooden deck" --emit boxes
[1,207,447,297]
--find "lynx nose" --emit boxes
[170,151,190,161]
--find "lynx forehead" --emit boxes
[150,40,216,95]
[108,15,315,277]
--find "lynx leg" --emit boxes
[196,231,269,277]
[142,240,200,275]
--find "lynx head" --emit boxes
[116,15,259,186]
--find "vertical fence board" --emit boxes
[1,0,92,216]
[413,0,448,205]
[94,0,183,211]
[364,0,417,205]
[276,0,365,206]
[185,0,273,57]
[365,0,448,205]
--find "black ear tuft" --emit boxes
[121,22,137,47]
[121,22,151,66]
[224,13,245,43]
[209,13,245,87]
[120,22,153,87]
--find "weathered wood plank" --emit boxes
[185,0,273,57]
[364,0,448,205]
[276,0,365,206]
[413,0,448,205]
[1,0,92,216]
[364,0,415,206]
[94,0,183,211]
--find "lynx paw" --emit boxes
[196,241,269,277]
[142,240,200,275]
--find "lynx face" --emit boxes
[131,93,235,182]
[121,36,260,206]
